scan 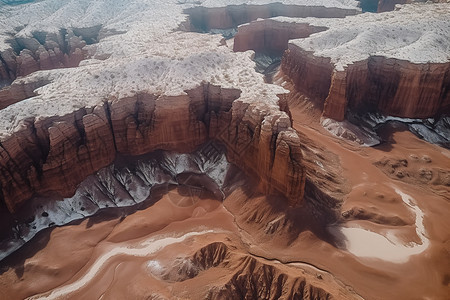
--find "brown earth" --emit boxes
[1,84,449,299]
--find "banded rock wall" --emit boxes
[282,44,450,121]
[0,26,102,88]
[233,19,327,54]
[0,84,305,213]
[183,3,359,32]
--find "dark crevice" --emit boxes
[74,108,88,147]
[72,25,102,45]
[103,100,118,152]
[253,52,282,83]
[58,28,68,54]
[30,31,47,45]
[0,54,15,83]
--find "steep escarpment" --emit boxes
[0,25,101,88]
[281,46,334,110]
[0,77,50,109]
[276,3,450,122]
[233,19,327,54]
[0,83,305,213]
[183,3,359,32]
[0,144,241,261]
[281,40,450,122]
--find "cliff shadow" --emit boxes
[181,3,358,33]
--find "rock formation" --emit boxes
[282,48,450,121]
[0,143,241,261]
[183,3,359,32]
[233,19,327,54]
[278,3,450,121]
[0,77,50,109]
[0,83,305,213]
[151,241,349,299]
[0,26,101,88]
[1,1,449,300]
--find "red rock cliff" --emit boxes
[184,3,358,32]
[282,44,450,121]
[0,27,99,86]
[0,84,305,213]
[233,19,327,54]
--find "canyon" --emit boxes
[0,0,449,299]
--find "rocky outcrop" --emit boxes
[0,78,50,109]
[0,26,101,87]
[150,241,343,299]
[233,19,327,55]
[0,146,238,261]
[183,3,359,32]
[0,84,306,213]
[281,44,450,121]
[209,255,334,300]
[281,46,334,109]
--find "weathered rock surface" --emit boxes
[155,241,347,299]
[278,3,450,121]
[0,144,238,261]
[0,84,305,213]
[184,3,359,32]
[0,27,97,88]
[0,77,50,109]
[233,19,327,54]
[282,45,450,121]
[361,0,449,13]
[281,46,334,109]
[210,255,335,300]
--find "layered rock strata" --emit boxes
[183,3,359,32]
[0,77,50,109]
[0,84,305,214]
[233,19,327,54]
[0,144,241,261]
[276,3,450,122]
[282,47,450,121]
[0,26,100,87]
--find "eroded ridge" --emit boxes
[279,3,450,121]
[182,2,359,33]
[0,142,243,261]
[0,83,305,215]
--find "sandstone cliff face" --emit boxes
[0,27,98,88]
[0,78,50,109]
[233,19,327,55]
[282,44,450,121]
[184,3,358,32]
[0,84,305,213]
[212,99,305,206]
[281,45,334,109]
